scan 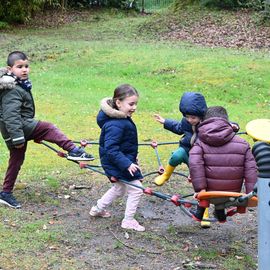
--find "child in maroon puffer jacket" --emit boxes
[189,106,257,222]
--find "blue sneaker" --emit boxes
[0,191,21,209]
[67,147,94,161]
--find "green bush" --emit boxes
[0,21,9,29]
[243,0,264,10]
[0,0,137,24]
[173,0,198,9]
[68,0,137,9]
[200,0,241,9]
[0,0,45,23]
[201,0,265,10]
[173,0,264,10]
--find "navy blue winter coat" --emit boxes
[164,92,207,153]
[97,98,143,182]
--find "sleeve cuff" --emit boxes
[12,136,25,145]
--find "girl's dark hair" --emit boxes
[112,84,139,109]
[203,106,228,120]
[7,51,28,67]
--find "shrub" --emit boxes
[0,0,45,23]
[200,0,241,9]
[0,21,9,30]
[173,0,264,10]
[0,0,137,24]
[68,0,137,9]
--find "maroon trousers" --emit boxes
[3,121,75,192]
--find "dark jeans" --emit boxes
[2,121,75,192]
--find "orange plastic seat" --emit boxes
[197,191,258,208]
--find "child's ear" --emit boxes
[115,99,121,108]
[7,66,12,72]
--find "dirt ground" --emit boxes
[21,173,258,270]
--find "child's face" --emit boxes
[8,59,30,80]
[185,115,201,126]
[116,95,138,117]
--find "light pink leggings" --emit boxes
[97,180,143,220]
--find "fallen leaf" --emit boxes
[124,232,129,239]
[235,255,244,260]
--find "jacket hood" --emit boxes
[0,68,16,91]
[179,92,207,118]
[97,98,127,128]
[198,117,235,146]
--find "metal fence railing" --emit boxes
[137,0,174,13]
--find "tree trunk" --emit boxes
[142,0,145,13]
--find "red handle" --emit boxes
[158,166,164,175]
[144,187,153,195]
[80,140,88,147]
[151,141,158,149]
[171,194,181,206]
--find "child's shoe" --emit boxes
[89,205,111,218]
[214,209,227,223]
[121,219,145,232]
[154,164,175,186]
[67,147,94,161]
[200,208,211,229]
[191,206,205,222]
[0,191,21,209]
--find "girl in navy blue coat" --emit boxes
[90,84,145,232]
[154,92,207,186]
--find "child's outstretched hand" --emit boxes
[128,163,140,176]
[154,114,165,124]
[230,122,240,132]
[193,189,206,199]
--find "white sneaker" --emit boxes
[121,219,145,232]
[89,206,111,218]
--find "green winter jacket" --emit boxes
[0,68,38,148]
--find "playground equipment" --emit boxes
[40,118,269,269]
[246,119,270,270]
[41,137,257,223]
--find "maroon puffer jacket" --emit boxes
[189,117,257,194]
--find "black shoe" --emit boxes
[0,191,21,209]
[214,209,226,223]
[67,147,94,161]
[191,206,205,221]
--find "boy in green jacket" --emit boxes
[0,51,94,208]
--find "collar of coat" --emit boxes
[0,67,16,91]
[100,97,127,119]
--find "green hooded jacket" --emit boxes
[0,68,38,148]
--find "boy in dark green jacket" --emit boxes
[0,51,94,208]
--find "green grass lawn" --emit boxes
[0,12,269,180]
[0,9,269,269]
